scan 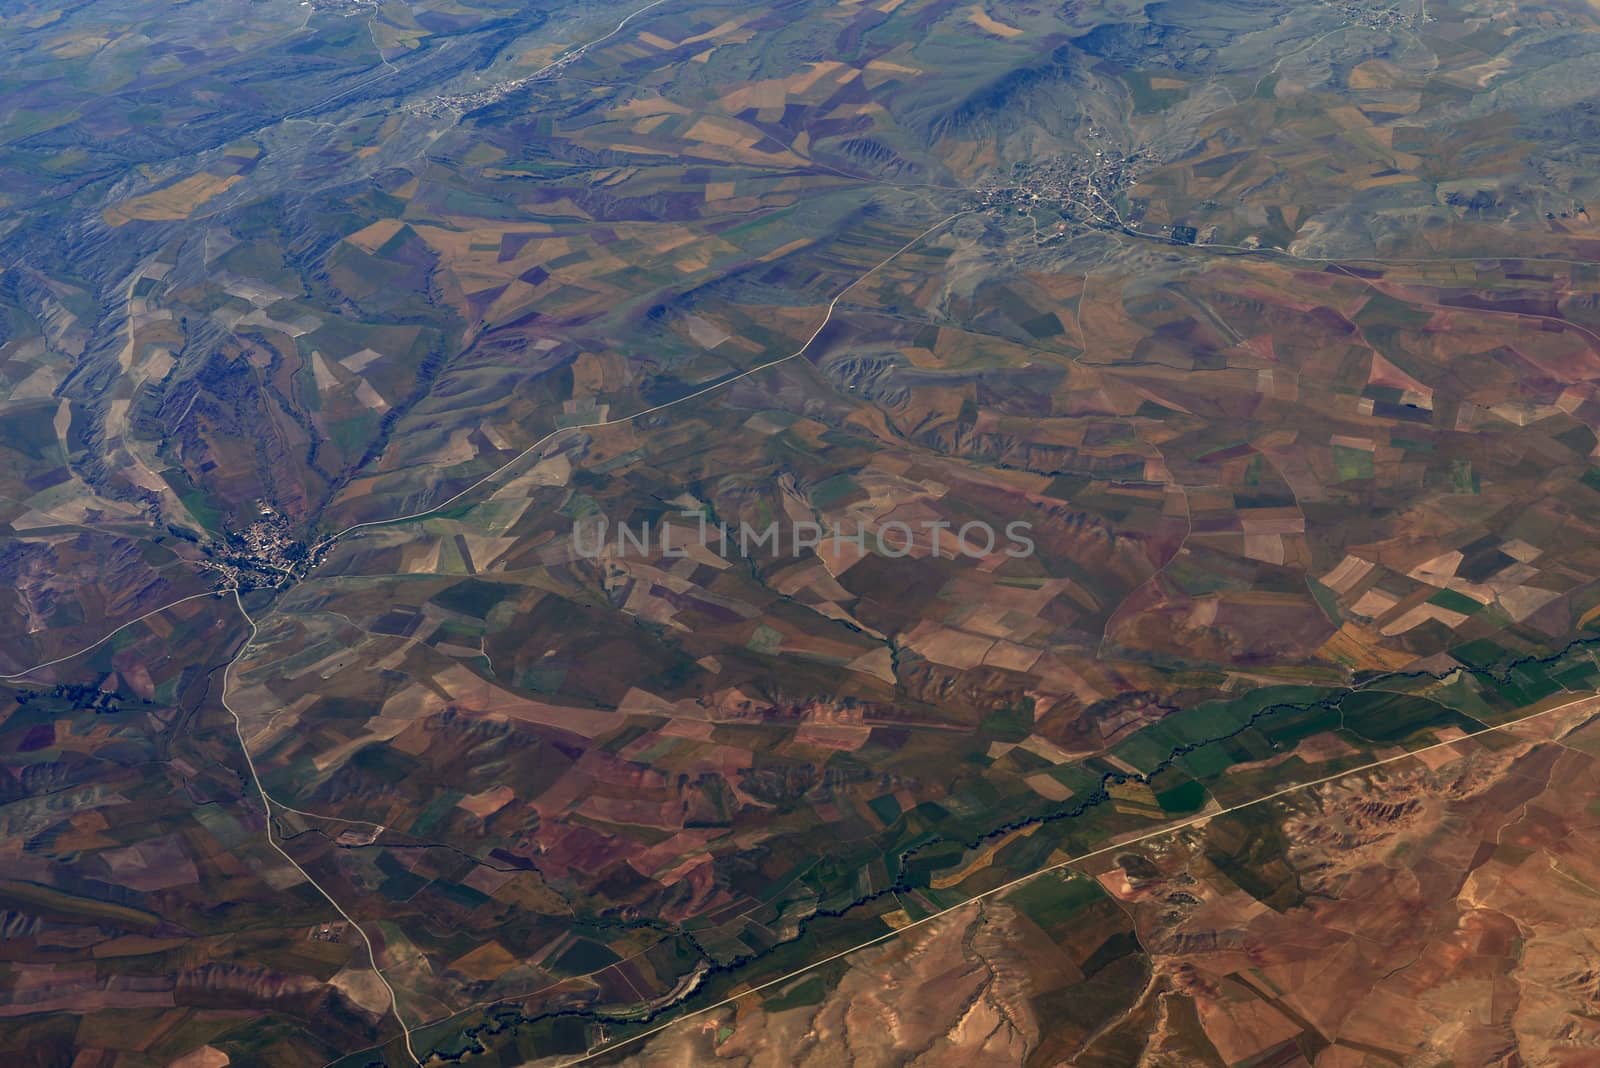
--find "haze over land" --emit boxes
[4,0,1600,1063]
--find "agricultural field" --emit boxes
[4,0,1600,1063]
[609,693,1600,1066]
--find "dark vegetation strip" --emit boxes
[366,631,1600,1066]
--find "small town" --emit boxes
[978,140,1151,238]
